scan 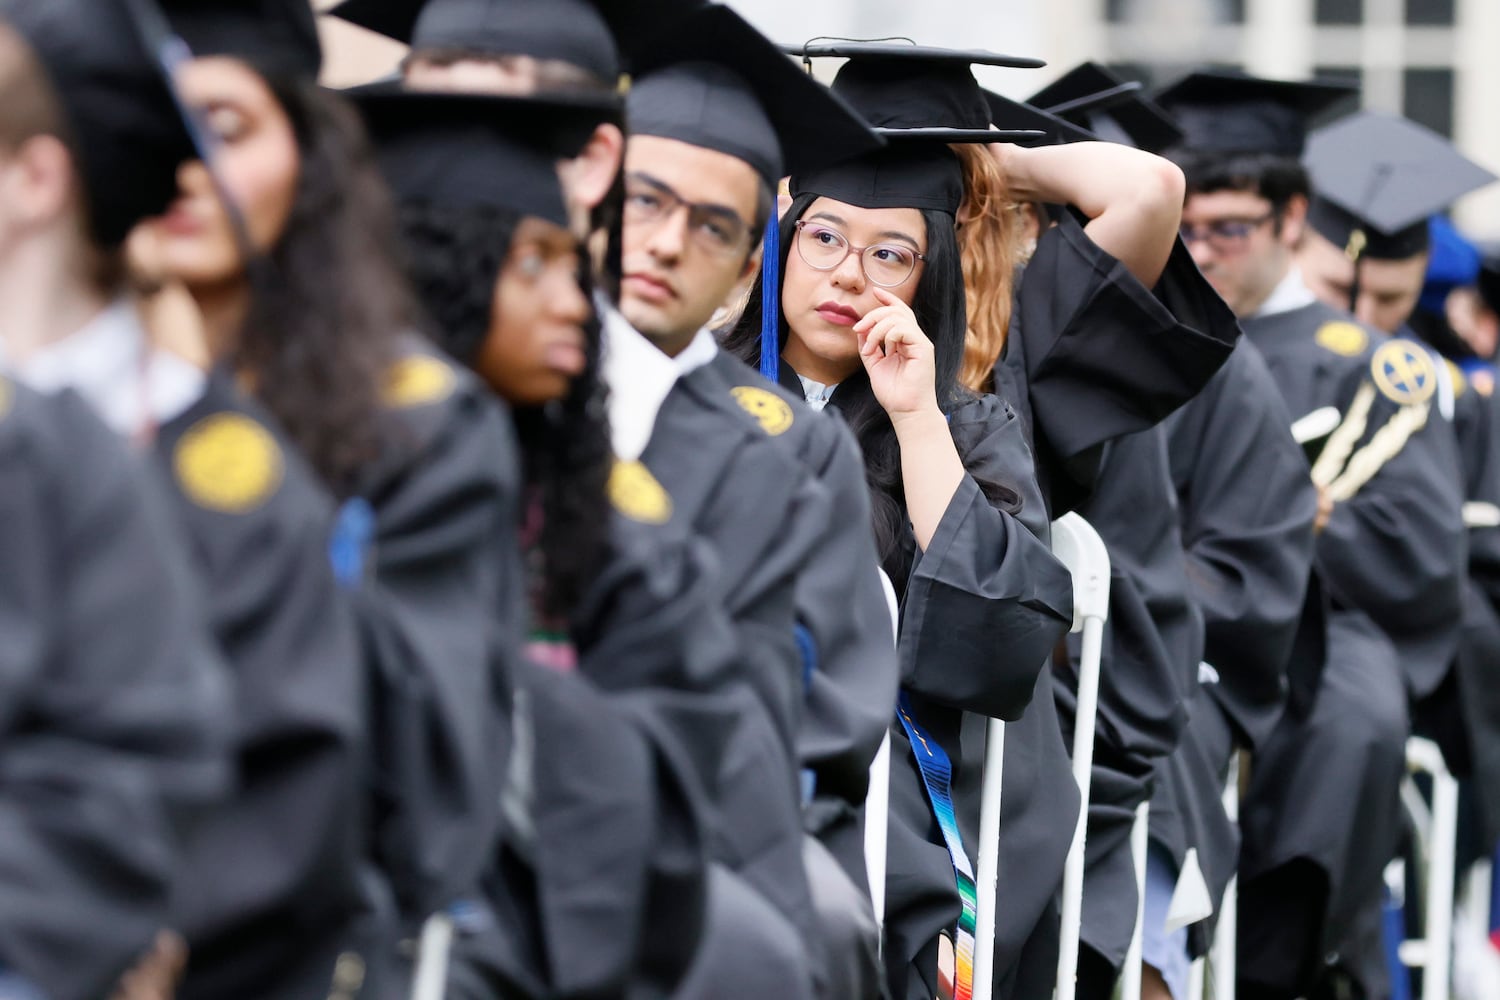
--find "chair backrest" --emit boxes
[864,570,901,934]
[1049,512,1112,632]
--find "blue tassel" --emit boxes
[329,498,376,589]
[759,220,780,381]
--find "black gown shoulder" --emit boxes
[0,380,229,1000]
[150,373,373,999]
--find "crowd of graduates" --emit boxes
[1,1,1498,998]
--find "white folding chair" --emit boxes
[1208,750,1242,1000]
[864,569,902,944]
[1398,737,1460,1000]
[1046,513,1113,1000]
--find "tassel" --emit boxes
[759,221,780,381]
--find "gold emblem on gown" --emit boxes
[731,386,795,436]
[1370,340,1438,406]
[174,412,284,514]
[608,460,673,524]
[385,355,456,409]
[1314,321,1368,358]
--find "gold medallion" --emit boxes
[731,386,795,436]
[608,460,673,524]
[174,412,283,514]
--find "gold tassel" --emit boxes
[1311,382,1377,488]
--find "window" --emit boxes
[1406,0,1456,26]
[1109,0,1243,23]
[1403,68,1455,137]
[1315,0,1363,25]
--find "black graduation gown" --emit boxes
[151,374,373,1000]
[353,344,523,927]
[878,392,1076,1000]
[1151,340,1318,957]
[1235,302,1465,992]
[0,382,228,1000]
[1242,303,1466,702]
[983,220,1240,992]
[713,352,900,880]
[635,360,827,956]
[1059,426,1202,975]
[1450,381,1500,846]
[450,521,743,1000]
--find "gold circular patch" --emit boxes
[1315,321,1368,358]
[174,413,283,514]
[608,460,672,524]
[731,386,795,436]
[386,355,456,409]
[1371,340,1438,407]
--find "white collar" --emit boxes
[1250,265,1318,319]
[598,303,718,461]
[796,374,837,412]
[12,298,205,439]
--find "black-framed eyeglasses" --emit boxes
[1179,211,1277,252]
[622,173,754,257]
[794,221,926,288]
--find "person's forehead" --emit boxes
[1362,255,1427,291]
[806,196,926,244]
[1183,188,1271,217]
[625,133,760,208]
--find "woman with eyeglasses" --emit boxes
[725,129,1077,999]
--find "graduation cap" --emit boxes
[1154,69,1356,158]
[328,0,705,77]
[626,6,885,188]
[983,91,1094,147]
[157,0,321,78]
[1028,62,1184,153]
[0,0,196,247]
[787,40,1046,214]
[1304,110,1497,262]
[351,84,576,226]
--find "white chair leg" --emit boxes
[1401,738,1458,1000]
[1213,752,1240,1000]
[1120,802,1150,1000]
[410,912,454,1000]
[973,718,1006,1000]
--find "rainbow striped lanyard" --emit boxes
[896,692,978,1000]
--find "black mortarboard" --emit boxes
[329,0,704,76]
[1155,69,1356,158]
[330,0,618,81]
[626,6,884,188]
[1304,110,1497,261]
[1028,62,1184,153]
[787,40,1044,215]
[158,0,321,78]
[984,91,1094,147]
[0,0,195,247]
[351,85,577,226]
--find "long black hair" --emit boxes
[395,198,613,623]
[237,76,408,499]
[725,192,1012,568]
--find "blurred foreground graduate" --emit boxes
[133,5,526,986]
[1162,70,1467,1000]
[356,83,760,998]
[0,3,232,996]
[722,44,1081,1000]
[1,0,413,993]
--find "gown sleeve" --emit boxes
[356,352,524,920]
[1012,210,1240,512]
[897,394,1074,721]
[0,385,229,1000]
[1165,342,1319,746]
[150,379,370,997]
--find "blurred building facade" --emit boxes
[316,0,1500,237]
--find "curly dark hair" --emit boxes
[236,76,409,499]
[724,192,1020,571]
[395,198,613,621]
[1168,146,1311,224]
